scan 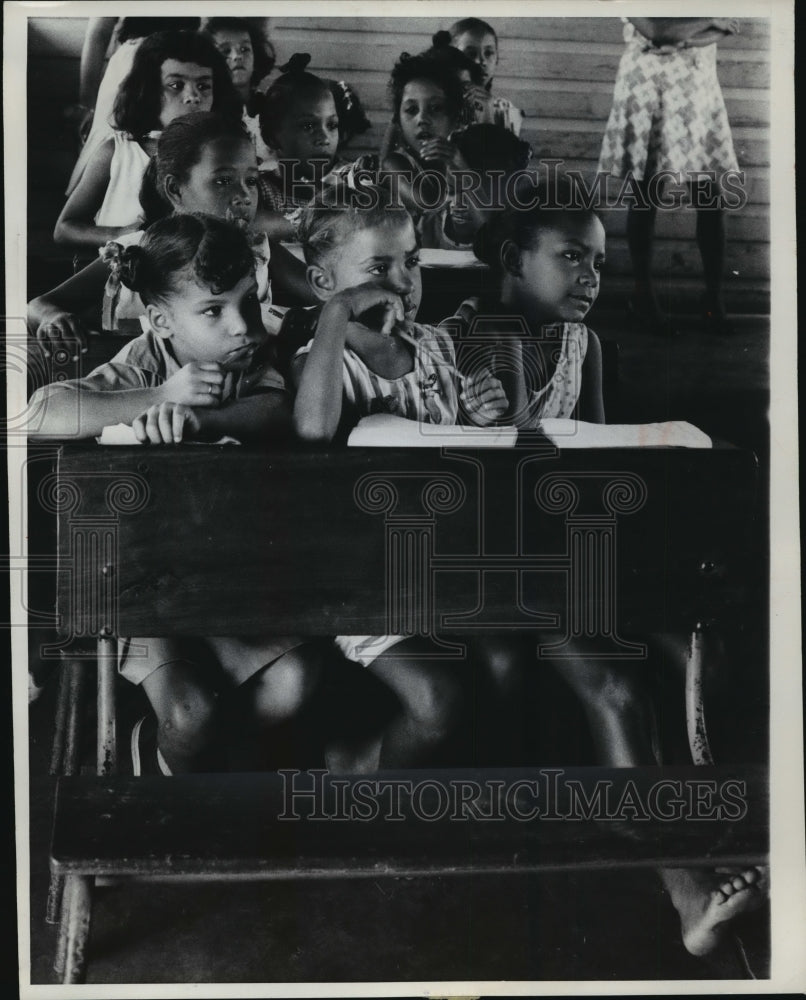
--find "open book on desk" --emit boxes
[347,414,712,449]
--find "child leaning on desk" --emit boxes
[28,214,325,774]
[284,179,507,771]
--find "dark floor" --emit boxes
[24,309,771,987]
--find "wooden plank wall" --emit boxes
[27,15,770,310]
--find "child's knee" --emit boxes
[406,670,463,743]
[158,689,219,752]
[475,638,525,692]
[251,649,321,725]
[562,662,644,713]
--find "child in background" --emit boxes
[257,54,357,239]
[287,181,506,770]
[448,17,524,136]
[381,49,468,218]
[29,214,324,774]
[418,122,531,250]
[447,177,766,958]
[204,16,277,171]
[423,30,493,126]
[29,112,311,351]
[65,17,201,196]
[54,30,241,249]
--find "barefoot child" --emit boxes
[29,214,323,773]
[285,181,506,770]
[449,176,767,955]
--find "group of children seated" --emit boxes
[26,16,766,959]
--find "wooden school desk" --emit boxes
[45,442,768,982]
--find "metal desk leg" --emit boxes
[55,874,93,984]
[97,634,117,776]
[685,624,715,765]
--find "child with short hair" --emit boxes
[285,181,507,770]
[29,214,323,774]
[448,17,524,135]
[54,29,242,249]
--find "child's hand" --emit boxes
[33,313,89,359]
[463,84,494,124]
[328,285,406,336]
[160,362,225,407]
[711,17,740,34]
[132,401,201,444]
[418,137,469,175]
[460,368,509,426]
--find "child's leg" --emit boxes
[366,637,467,769]
[692,177,729,324]
[135,638,223,773]
[231,640,325,770]
[468,636,530,765]
[550,635,769,958]
[548,641,658,767]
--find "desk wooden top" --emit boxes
[54,444,760,637]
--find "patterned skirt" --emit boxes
[598,32,739,181]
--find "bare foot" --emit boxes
[661,865,768,957]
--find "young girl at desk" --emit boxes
[54,30,241,250]
[448,179,766,959]
[257,55,372,241]
[287,181,506,770]
[29,112,310,352]
[29,214,325,774]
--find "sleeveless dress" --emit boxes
[94,130,152,227]
[446,296,589,424]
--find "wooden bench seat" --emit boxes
[50,765,768,982]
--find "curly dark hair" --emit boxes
[139,112,253,226]
[112,30,242,138]
[473,176,602,270]
[116,213,256,306]
[388,49,467,125]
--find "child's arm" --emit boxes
[27,363,226,439]
[53,137,140,248]
[268,241,317,306]
[27,256,110,355]
[576,330,605,424]
[292,286,405,444]
[131,390,292,444]
[254,207,298,242]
